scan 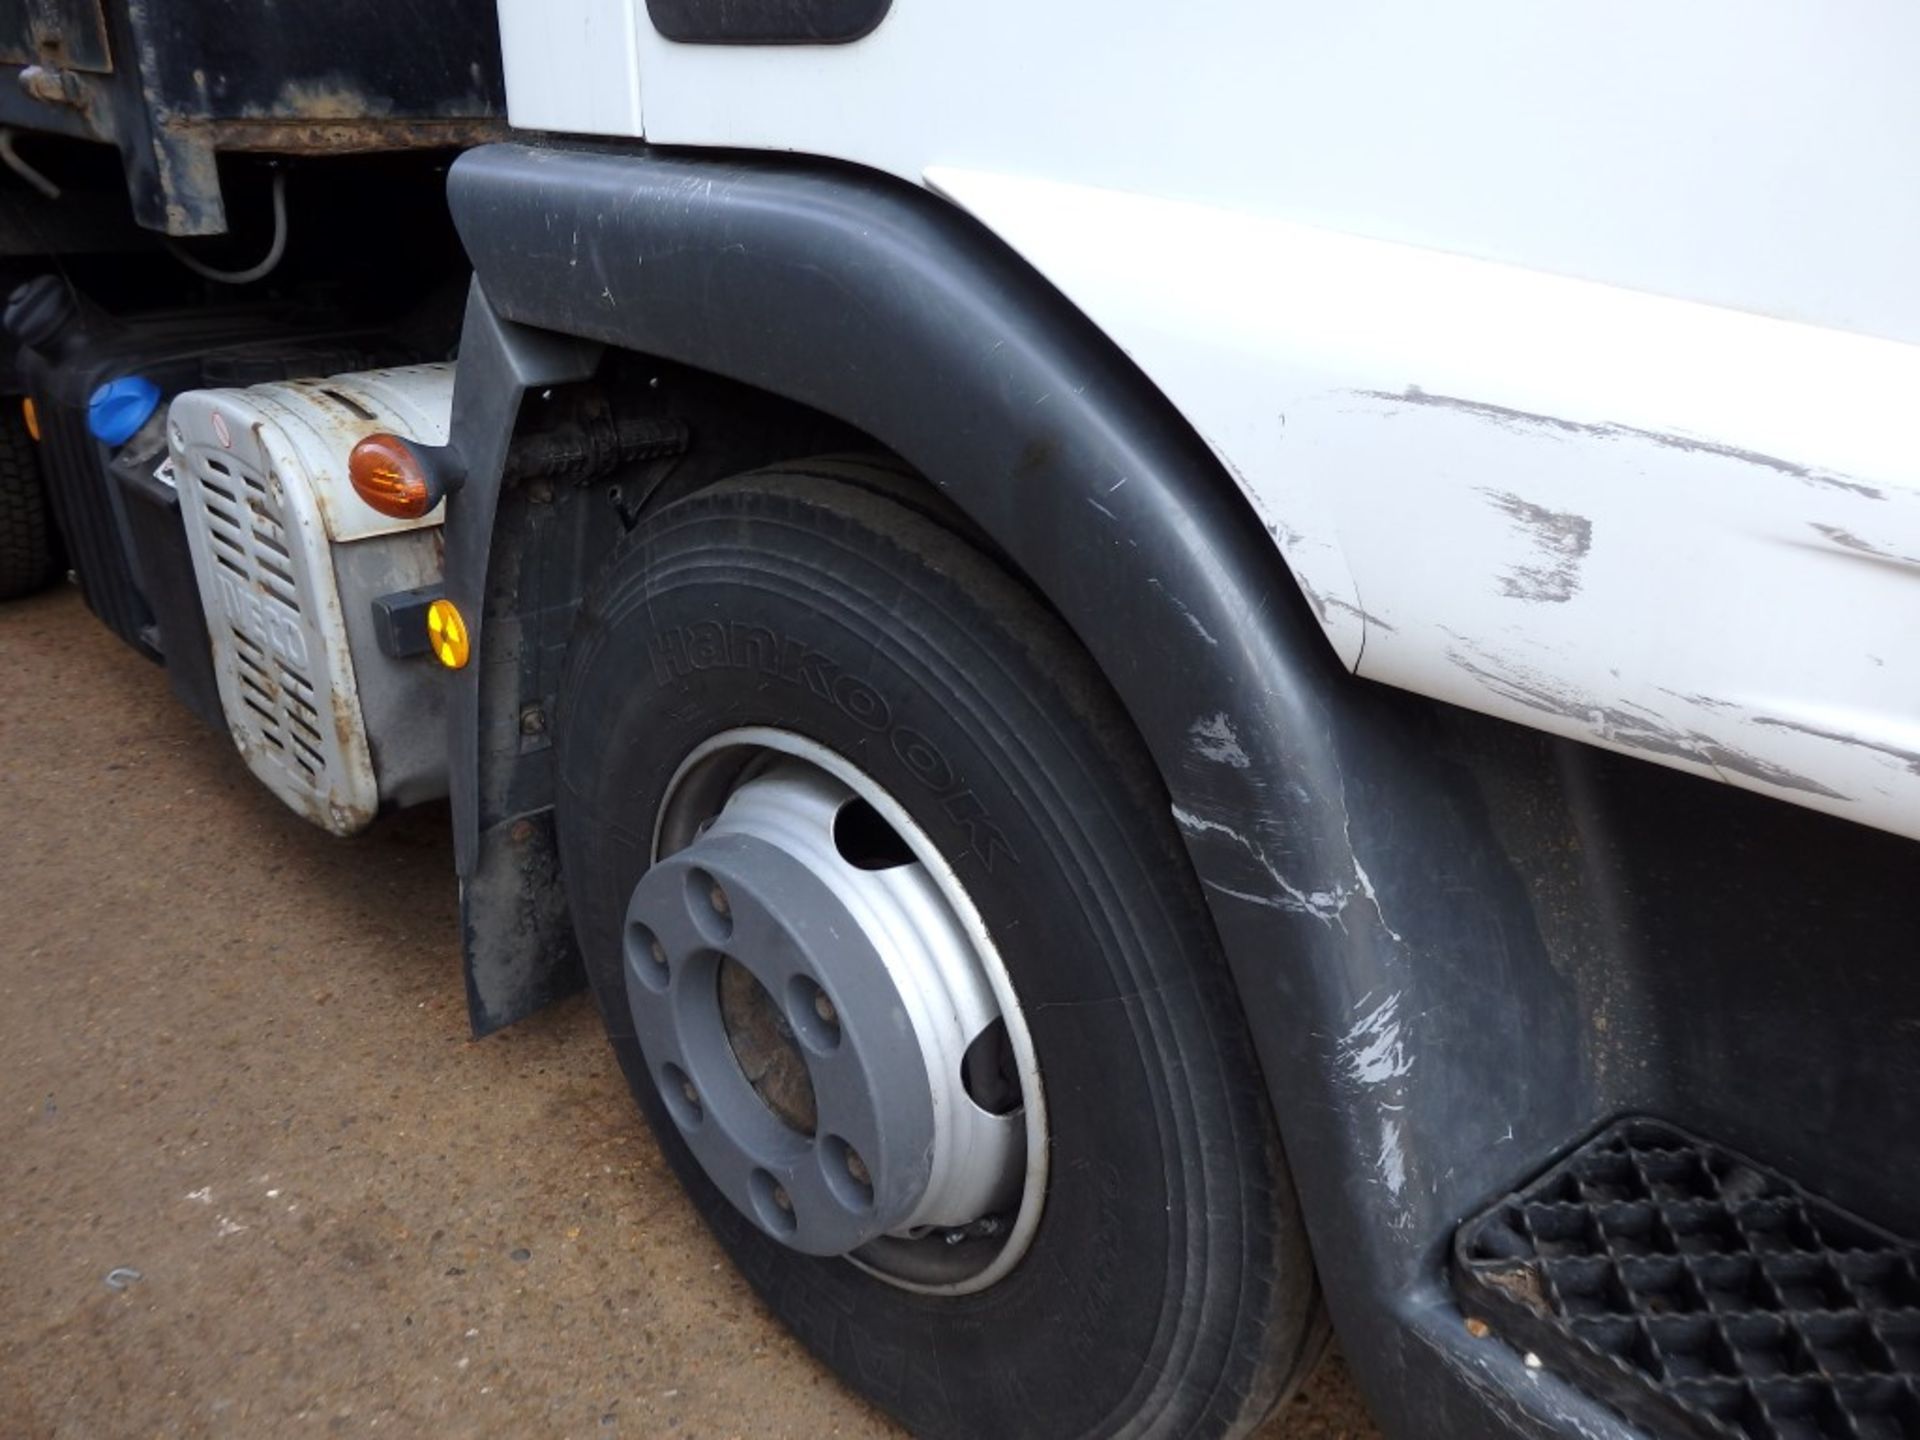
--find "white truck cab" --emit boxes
[500,0,1920,842]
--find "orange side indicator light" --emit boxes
[21,396,40,442]
[348,433,435,519]
[426,598,470,670]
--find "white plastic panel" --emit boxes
[614,0,1920,346]
[168,365,454,835]
[928,171,1920,841]
[498,0,641,136]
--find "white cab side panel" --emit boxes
[493,0,1920,837]
[930,171,1920,837]
[499,0,641,136]
[504,0,1920,345]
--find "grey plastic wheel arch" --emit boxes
[439,143,1639,1440]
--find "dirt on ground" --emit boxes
[0,586,1384,1440]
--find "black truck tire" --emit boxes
[555,465,1324,1440]
[0,405,60,600]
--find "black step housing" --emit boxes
[1457,1119,1920,1440]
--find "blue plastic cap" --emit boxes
[87,376,164,447]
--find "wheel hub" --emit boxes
[625,758,1027,1262]
[717,955,819,1137]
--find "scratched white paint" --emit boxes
[1376,1119,1408,1199]
[501,0,1920,840]
[1340,993,1414,1088]
[1342,994,1414,1197]
[936,172,1920,842]
[1171,805,1403,937]
[1188,713,1252,770]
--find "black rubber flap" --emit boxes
[1454,1118,1920,1440]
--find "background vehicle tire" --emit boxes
[556,463,1323,1439]
[0,404,60,600]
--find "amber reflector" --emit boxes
[348,433,432,519]
[426,598,470,670]
[21,396,39,442]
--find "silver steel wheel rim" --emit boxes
[647,725,1048,1295]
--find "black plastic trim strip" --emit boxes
[647,0,892,45]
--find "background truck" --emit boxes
[4,3,1916,1438]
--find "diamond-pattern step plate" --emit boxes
[1454,1118,1920,1440]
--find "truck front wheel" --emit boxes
[555,464,1321,1439]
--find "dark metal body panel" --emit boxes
[0,0,507,233]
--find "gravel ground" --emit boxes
[0,585,1383,1440]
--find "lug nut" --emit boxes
[845,1147,871,1188]
[771,1183,793,1212]
[650,936,668,969]
[813,992,838,1027]
[709,885,730,918]
[680,1077,699,1108]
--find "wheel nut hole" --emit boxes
[961,1017,1023,1117]
[687,867,734,942]
[628,920,671,993]
[749,1168,798,1237]
[661,1062,702,1128]
[788,975,842,1053]
[822,1134,874,1214]
[832,797,916,871]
